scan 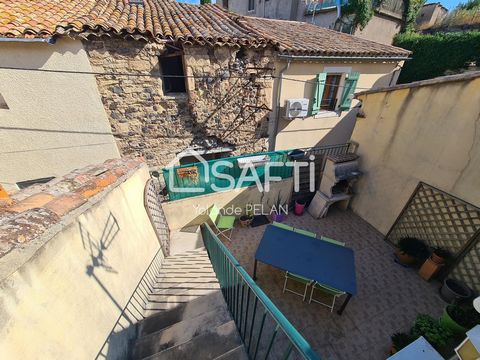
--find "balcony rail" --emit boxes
[162,150,293,201]
[305,0,348,14]
[201,224,321,360]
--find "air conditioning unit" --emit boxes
[285,98,309,119]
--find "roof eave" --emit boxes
[276,54,411,61]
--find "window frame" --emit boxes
[319,74,342,111]
[248,0,255,12]
[158,51,187,95]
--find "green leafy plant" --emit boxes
[342,0,376,30]
[391,332,417,351]
[411,314,454,352]
[448,305,480,329]
[403,0,426,33]
[393,31,480,83]
[397,237,430,260]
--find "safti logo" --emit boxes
[165,150,316,194]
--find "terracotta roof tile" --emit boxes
[0,0,410,58]
[239,17,410,58]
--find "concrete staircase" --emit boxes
[131,228,248,360]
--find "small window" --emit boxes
[248,0,255,11]
[159,52,186,94]
[320,74,342,111]
[0,93,8,110]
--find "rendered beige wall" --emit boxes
[162,178,294,231]
[0,166,160,359]
[351,76,480,235]
[354,14,403,45]
[0,38,119,190]
[273,60,401,150]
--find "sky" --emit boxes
[176,0,464,10]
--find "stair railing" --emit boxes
[201,224,320,360]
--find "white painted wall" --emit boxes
[0,38,119,190]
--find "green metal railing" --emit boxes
[163,150,293,201]
[305,0,348,13]
[202,224,321,360]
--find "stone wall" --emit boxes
[84,38,274,170]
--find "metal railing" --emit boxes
[305,0,348,13]
[202,224,320,360]
[162,150,293,201]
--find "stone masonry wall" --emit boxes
[83,38,274,170]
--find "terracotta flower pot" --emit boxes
[395,248,416,265]
[431,253,445,264]
[418,258,443,281]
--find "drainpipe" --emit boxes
[269,59,291,151]
[0,37,56,45]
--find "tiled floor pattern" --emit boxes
[223,209,446,360]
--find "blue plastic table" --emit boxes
[254,225,357,315]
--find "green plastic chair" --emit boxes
[272,221,294,231]
[308,236,346,311]
[283,271,313,301]
[309,282,346,312]
[208,204,236,241]
[320,236,345,246]
[294,228,316,238]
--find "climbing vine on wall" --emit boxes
[403,0,426,32]
[342,0,376,29]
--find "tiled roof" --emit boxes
[0,0,410,58]
[0,1,266,46]
[239,17,411,58]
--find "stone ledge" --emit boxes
[0,157,145,262]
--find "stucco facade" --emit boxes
[271,60,403,150]
[351,72,480,234]
[0,161,161,359]
[0,38,120,191]
[220,0,405,44]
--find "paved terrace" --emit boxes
[223,209,446,360]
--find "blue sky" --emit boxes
[176,0,463,10]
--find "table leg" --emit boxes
[337,293,352,315]
[253,260,258,280]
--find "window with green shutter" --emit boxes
[311,73,327,115]
[311,71,360,115]
[339,71,360,110]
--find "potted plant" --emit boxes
[431,247,450,265]
[439,278,472,304]
[390,332,416,354]
[418,247,451,281]
[294,199,306,216]
[395,237,429,266]
[440,304,480,336]
[411,314,454,355]
[271,192,287,222]
[239,203,254,227]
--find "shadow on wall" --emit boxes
[79,213,124,314]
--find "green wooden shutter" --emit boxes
[339,72,360,111]
[311,73,327,115]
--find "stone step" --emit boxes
[133,306,232,359]
[213,345,249,360]
[141,320,242,360]
[139,291,226,336]
[147,282,220,300]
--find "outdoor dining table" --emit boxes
[253,224,357,315]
